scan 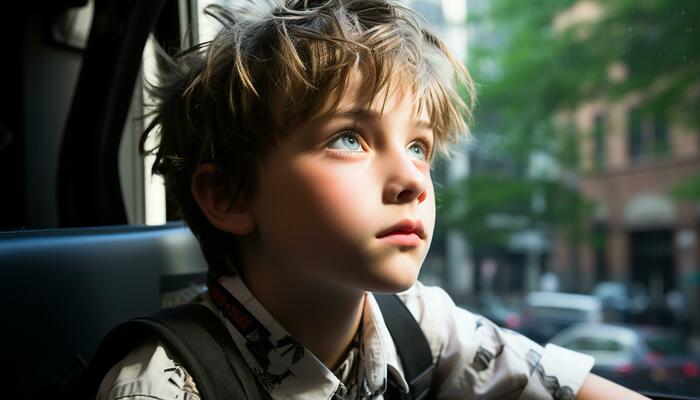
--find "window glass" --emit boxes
[653,112,669,156]
[192,0,700,397]
[566,337,625,353]
[628,107,644,162]
[593,114,606,169]
[645,333,687,356]
[419,0,699,397]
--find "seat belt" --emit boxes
[374,293,435,400]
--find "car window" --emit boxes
[645,336,687,356]
[565,337,625,353]
[530,307,591,320]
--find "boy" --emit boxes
[98,0,648,398]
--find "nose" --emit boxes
[382,152,429,205]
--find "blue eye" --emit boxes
[327,132,363,152]
[407,142,427,161]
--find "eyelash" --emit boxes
[324,129,434,160]
[325,129,366,154]
[410,137,433,161]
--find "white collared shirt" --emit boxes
[97,277,594,400]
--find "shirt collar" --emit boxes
[211,274,409,400]
[362,293,410,394]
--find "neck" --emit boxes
[238,243,365,370]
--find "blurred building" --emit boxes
[551,2,700,334]
[561,95,700,325]
[459,0,555,298]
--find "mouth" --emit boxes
[376,219,426,246]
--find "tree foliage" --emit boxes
[441,173,592,248]
[471,0,699,139]
[442,0,699,246]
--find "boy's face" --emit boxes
[246,78,435,294]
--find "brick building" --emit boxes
[558,92,700,332]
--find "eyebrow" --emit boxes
[317,107,433,130]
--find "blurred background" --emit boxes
[408,0,700,396]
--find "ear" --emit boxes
[191,164,255,235]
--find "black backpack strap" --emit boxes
[374,294,435,400]
[71,303,264,400]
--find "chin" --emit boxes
[367,263,420,294]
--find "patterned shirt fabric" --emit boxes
[97,277,594,400]
[96,338,201,400]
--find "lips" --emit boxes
[376,219,426,246]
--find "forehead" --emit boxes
[312,70,432,126]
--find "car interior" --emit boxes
[0,0,695,399]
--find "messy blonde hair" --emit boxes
[142,0,474,275]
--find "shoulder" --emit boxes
[395,282,594,399]
[396,280,461,316]
[395,281,483,336]
[96,339,200,400]
[394,281,482,362]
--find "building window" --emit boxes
[653,111,669,155]
[628,107,643,162]
[627,108,669,163]
[593,114,606,169]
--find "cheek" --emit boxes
[293,164,376,234]
[257,159,377,242]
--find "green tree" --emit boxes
[471,0,699,139]
[442,0,700,246]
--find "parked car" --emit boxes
[520,291,602,344]
[464,293,521,330]
[551,323,700,396]
[592,281,650,323]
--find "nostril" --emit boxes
[397,189,427,203]
[396,189,414,202]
